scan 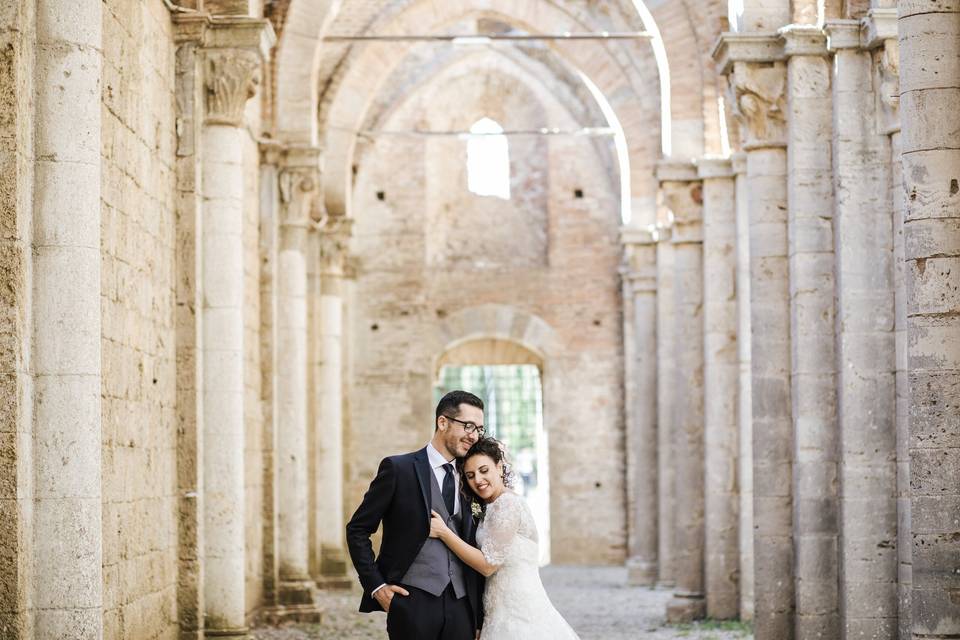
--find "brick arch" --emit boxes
[435,339,545,378]
[272,0,721,150]
[318,4,659,221]
[272,0,340,144]
[353,47,620,192]
[275,0,722,228]
[427,305,560,378]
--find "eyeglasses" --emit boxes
[444,415,486,436]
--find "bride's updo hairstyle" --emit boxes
[458,437,514,501]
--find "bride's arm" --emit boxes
[429,511,499,577]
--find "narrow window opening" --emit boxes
[466,117,511,200]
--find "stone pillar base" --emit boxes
[666,594,706,623]
[260,603,323,625]
[320,546,348,576]
[313,546,353,589]
[261,579,323,623]
[204,628,250,639]
[626,557,658,586]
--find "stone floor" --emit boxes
[251,566,753,640]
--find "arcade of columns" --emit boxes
[622,3,960,639]
[3,0,960,639]
[171,17,356,636]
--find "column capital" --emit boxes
[725,61,787,150]
[823,20,861,52]
[861,8,898,50]
[657,164,703,245]
[318,217,354,276]
[656,158,699,183]
[278,147,322,228]
[200,17,275,126]
[173,13,211,45]
[712,32,784,76]
[695,156,735,180]
[621,238,658,294]
[778,24,827,57]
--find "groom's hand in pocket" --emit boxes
[373,584,409,612]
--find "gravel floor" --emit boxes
[251,566,753,640]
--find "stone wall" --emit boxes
[346,58,626,564]
[0,1,34,636]
[99,3,178,639]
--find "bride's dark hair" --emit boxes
[458,437,514,502]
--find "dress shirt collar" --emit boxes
[426,441,455,470]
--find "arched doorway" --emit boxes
[434,338,550,564]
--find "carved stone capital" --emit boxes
[657,160,703,244]
[874,39,900,135]
[199,17,274,126]
[204,49,261,126]
[727,61,787,149]
[318,217,354,276]
[278,146,322,227]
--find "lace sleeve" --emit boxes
[481,493,522,567]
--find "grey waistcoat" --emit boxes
[401,469,467,599]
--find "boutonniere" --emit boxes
[471,500,485,523]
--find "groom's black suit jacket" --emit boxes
[346,447,484,628]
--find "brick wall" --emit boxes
[346,57,627,564]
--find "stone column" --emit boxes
[698,157,739,620]
[661,162,706,622]
[172,15,209,639]
[732,152,755,622]
[258,141,282,609]
[782,25,840,639]
[274,147,322,617]
[716,34,794,639]
[31,1,104,636]
[623,229,659,586]
[200,20,272,638]
[314,217,353,587]
[826,20,899,639]
[655,227,676,589]
[899,5,960,638]
[870,17,910,635]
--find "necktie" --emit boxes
[442,463,456,516]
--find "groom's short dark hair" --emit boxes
[435,390,484,430]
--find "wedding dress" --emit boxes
[477,490,581,640]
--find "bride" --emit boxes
[428,438,580,640]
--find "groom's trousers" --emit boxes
[386,584,475,640]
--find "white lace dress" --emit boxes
[477,490,580,640]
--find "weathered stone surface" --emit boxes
[786,44,839,640]
[900,3,960,636]
[699,159,739,620]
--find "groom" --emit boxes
[346,390,486,639]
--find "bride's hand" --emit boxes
[429,510,451,540]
